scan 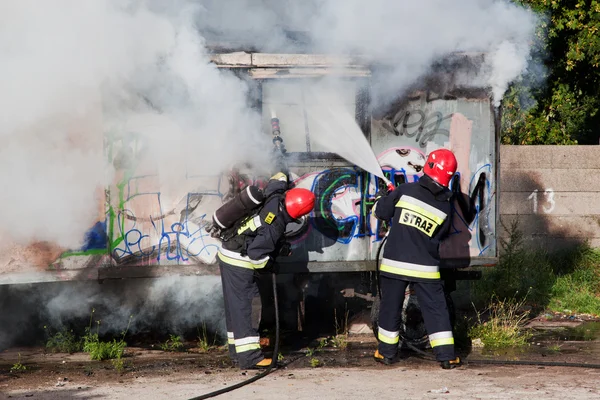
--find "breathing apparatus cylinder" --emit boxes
[213,185,265,230]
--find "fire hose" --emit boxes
[375,236,600,369]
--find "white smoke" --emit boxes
[0,0,538,250]
[0,0,268,250]
[0,0,540,348]
[196,0,538,104]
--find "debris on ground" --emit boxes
[55,377,68,387]
[429,386,449,394]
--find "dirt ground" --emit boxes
[1,333,599,400]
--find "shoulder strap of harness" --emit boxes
[220,191,283,242]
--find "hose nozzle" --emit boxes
[270,110,285,154]
[381,176,395,192]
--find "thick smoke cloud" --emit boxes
[0,0,268,249]
[0,0,539,345]
[0,0,538,249]
[197,0,538,105]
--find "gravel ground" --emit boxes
[1,334,600,400]
[2,363,600,400]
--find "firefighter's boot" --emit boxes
[440,357,462,369]
[252,358,272,369]
[374,350,399,365]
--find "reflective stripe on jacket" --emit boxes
[379,258,441,280]
[217,248,270,270]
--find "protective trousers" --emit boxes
[219,259,264,369]
[377,275,455,362]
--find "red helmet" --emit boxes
[423,149,457,187]
[285,188,316,219]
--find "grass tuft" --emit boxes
[331,308,349,350]
[45,328,82,354]
[197,323,218,352]
[10,353,26,373]
[82,310,130,362]
[83,334,126,361]
[469,296,532,350]
[160,334,184,352]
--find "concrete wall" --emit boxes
[500,145,600,249]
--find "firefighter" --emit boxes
[217,172,315,369]
[373,148,462,369]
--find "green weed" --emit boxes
[82,310,130,361]
[330,335,347,349]
[111,358,126,372]
[546,343,562,353]
[472,219,554,307]
[45,327,82,354]
[318,338,328,350]
[161,334,184,352]
[83,333,126,361]
[197,324,217,352]
[309,357,320,368]
[306,337,327,358]
[469,296,532,350]
[331,308,349,350]
[548,247,600,316]
[10,353,26,373]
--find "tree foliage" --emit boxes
[502,0,600,145]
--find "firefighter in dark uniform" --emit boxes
[217,172,315,369]
[373,148,462,369]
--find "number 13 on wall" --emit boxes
[527,189,556,214]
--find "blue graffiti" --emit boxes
[113,189,222,264]
[308,167,421,244]
[81,221,108,251]
[448,164,493,255]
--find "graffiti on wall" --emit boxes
[39,94,496,275]
[381,109,452,148]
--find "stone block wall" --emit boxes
[500,145,600,249]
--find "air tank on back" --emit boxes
[212,185,265,230]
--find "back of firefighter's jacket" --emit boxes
[374,175,452,282]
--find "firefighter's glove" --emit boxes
[205,222,222,239]
[372,190,389,221]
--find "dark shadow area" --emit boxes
[257,271,375,349]
[453,169,595,358]
[0,276,226,353]
[472,170,589,308]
